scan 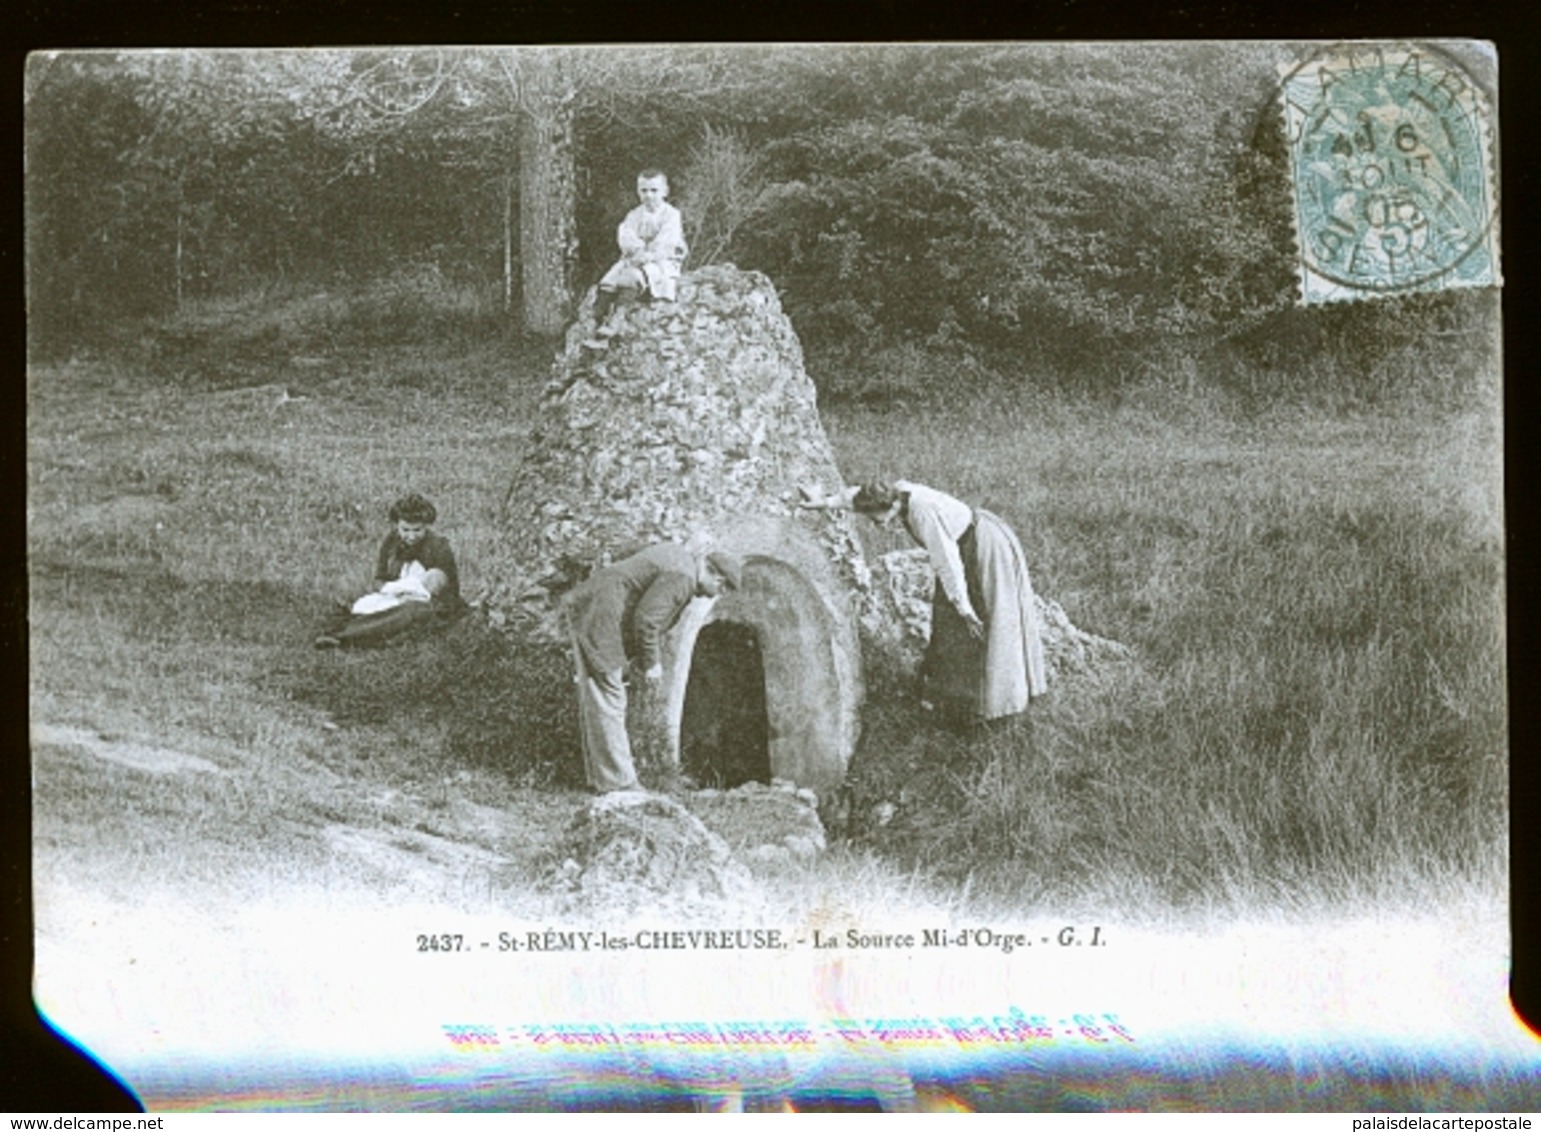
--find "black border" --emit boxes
[6,0,1537,1112]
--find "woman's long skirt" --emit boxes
[920,510,1047,722]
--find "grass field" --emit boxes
[831,391,1506,912]
[26,322,1520,1110]
[28,329,1506,914]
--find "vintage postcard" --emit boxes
[25,43,1529,1111]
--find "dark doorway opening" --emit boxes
[679,620,771,788]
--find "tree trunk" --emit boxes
[516,52,577,337]
[174,207,184,310]
[174,172,186,309]
[503,170,514,315]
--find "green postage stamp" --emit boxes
[1280,42,1500,304]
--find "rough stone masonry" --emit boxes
[484,264,1127,801]
[488,265,878,799]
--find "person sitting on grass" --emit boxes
[582,168,687,350]
[315,492,464,649]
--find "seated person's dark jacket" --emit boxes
[324,531,464,647]
[375,530,462,608]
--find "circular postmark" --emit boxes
[1279,43,1498,303]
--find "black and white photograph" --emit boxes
[22,43,1531,1111]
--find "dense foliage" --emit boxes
[26,45,1495,401]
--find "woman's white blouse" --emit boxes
[895,480,979,621]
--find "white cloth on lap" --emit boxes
[599,202,686,300]
[350,561,432,615]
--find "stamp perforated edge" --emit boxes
[1277,40,1501,306]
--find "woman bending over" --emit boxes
[805,479,1046,723]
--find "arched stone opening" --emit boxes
[679,621,771,789]
[662,554,848,798]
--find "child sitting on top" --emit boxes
[583,168,687,349]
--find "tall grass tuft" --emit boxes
[677,124,768,268]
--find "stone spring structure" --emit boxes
[485,265,1130,805]
[488,266,878,800]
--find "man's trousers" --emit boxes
[571,644,640,792]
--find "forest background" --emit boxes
[25,44,1496,403]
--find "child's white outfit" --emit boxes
[599,201,687,301]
